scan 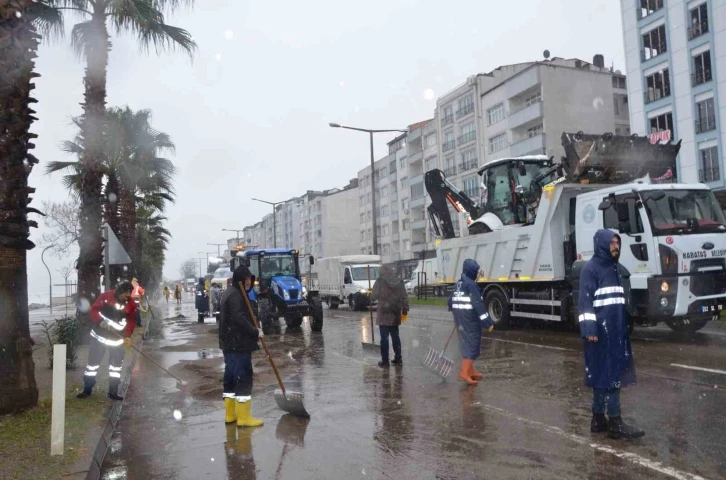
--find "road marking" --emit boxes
[458,404,708,480]
[483,337,576,352]
[670,364,726,375]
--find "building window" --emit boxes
[425,156,437,171]
[382,224,389,236]
[366,192,371,204]
[612,76,627,89]
[381,204,389,217]
[403,219,410,231]
[489,133,508,153]
[644,68,670,103]
[360,230,365,241]
[462,176,479,199]
[360,213,365,223]
[638,0,663,19]
[614,97,620,115]
[411,182,425,200]
[457,95,474,118]
[403,239,411,251]
[401,198,409,211]
[695,98,716,134]
[457,122,476,146]
[399,156,406,169]
[382,244,390,255]
[460,148,477,172]
[692,51,713,86]
[442,105,454,126]
[649,111,673,133]
[379,166,387,178]
[424,132,436,148]
[380,186,388,198]
[527,124,544,138]
[366,211,372,221]
[641,25,667,61]
[367,228,372,239]
[391,200,398,213]
[442,131,456,152]
[389,160,397,174]
[700,146,720,182]
[487,103,505,125]
[689,3,709,40]
[400,176,408,189]
[444,156,456,176]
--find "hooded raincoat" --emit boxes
[372,266,409,327]
[578,229,636,389]
[448,259,494,360]
[196,277,210,313]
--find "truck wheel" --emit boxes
[329,298,339,310]
[665,318,708,334]
[485,289,510,330]
[311,298,324,332]
[349,295,357,311]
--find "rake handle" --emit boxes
[109,330,184,385]
[441,324,457,356]
[240,285,286,396]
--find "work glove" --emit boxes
[257,328,264,339]
[123,338,132,350]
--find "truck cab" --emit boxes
[575,183,726,330]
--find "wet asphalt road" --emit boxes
[100,301,726,480]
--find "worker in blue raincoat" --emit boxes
[578,229,644,440]
[196,277,210,323]
[448,259,494,386]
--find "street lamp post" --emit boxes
[41,245,52,316]
[329,123,408,255]
[198,252,215,277]
[252,198,283,248]
[207,243,226,257]
[222,229,244,247]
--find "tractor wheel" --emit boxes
[311,297,324,332]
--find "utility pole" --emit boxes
[222,229,244,247]
[207,243,226,257]
[252,198,284,248]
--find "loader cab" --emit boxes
[477,156,557,225]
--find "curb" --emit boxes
[84,306,156,480]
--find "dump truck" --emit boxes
[313,255,381,311]
[425,132,726,333]
[230,248,323,333]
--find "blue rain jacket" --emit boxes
[196,278,209,313]
[448,259,494,360]
[578,229,636,389]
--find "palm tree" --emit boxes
[135,203,171,290]
[49,0,195,308]
[0,1,62,414]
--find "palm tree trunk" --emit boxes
[77,6,110,304]
[0,0,41,414]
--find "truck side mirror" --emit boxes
[598,198,613,211]
[309,255,314,265]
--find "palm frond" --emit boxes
[32,2,65,41]
[70,20,94,59]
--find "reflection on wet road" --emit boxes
[101,303,726,479]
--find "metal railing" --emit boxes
[458,159,478,172]
[641,42,667,61]
[644,86,670,104]
[456,104,474,118]
[695,115,716,134]
[699,168,721,183]
[509,97,542,115]
[443,166,457,176]
[692,70,712,87]
[442,140,456,152]
[457,132,476,146]
[688,21,708,40]
[441,115,454,126]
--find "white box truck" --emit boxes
[314,255,382,311]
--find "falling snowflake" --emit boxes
[108,193,117,203]
[173,410,182,420]
[15,11,22,18]
[77,297,91,313]
[423,88,435,100]
[338,80,346,87]
[214,53,222,61]
[224,30,234,40]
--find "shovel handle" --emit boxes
[441,324,456,354]
[109,330,184,385]
[240,285,287,396]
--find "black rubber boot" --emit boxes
[607,416,645,439]
[391,358,403,366]
[590,413,608,433]
[378,361,390,368]
[76,388,92,399]
[108,392,124,401]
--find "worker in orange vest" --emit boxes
[131,277,145,327]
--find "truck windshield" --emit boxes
[642,189,726,235]
[258,254,298,279]
[351,266,380,281]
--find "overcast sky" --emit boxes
[26,0,625,302]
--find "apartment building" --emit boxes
[436,56,630,235]
[620,0,726,204]
[357,119,439,276]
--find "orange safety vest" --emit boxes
[131,284,145,303]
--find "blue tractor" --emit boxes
[230,248,323,333]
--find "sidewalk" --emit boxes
[0,303,160,480]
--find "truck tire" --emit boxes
[285,315,303,329]
[329,298,339,310]
[485,288,511,330]
[349,294,358,311]
[665,318,708,334]
[311,297,324,332]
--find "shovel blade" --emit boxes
[274,388,309,417]
[361,341,380,353]
[423,347,454,379]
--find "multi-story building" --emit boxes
[620,0,726,204]
[357,119,439,277]
[435,55,630,236]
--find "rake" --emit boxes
[423,325,457,379]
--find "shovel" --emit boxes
[239,285,309,417]
[423,325,456,379]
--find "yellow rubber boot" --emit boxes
[224,398,237,423]
[235,400,264,427]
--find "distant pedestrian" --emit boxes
[371,265,409,368]
[196,277,209,323]
[219,265,264,427]
[448,259,493,386]
[163,286,171,304]
[174,284,182,305]
[578,229,643,439]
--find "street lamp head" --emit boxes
[328,123,341,128]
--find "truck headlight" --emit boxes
[359,287,368,294]
[661,281,669,293]
[283,289,290,300]
[302,286,308,296]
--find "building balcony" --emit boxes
[688,21,708,41]
[695,116,716,134]
[412,218,427,230]
[644,86,670,104]
[506,67,540,99]
[410,195,426,208]
[700,168,721,183]
[510,133,546,157]
[458,159,478,173]
[441,115,454,127]
[456,104,474,119]
[442,140,456,152]
[508,100,543,129]
[692,70,712,87]
[443,166,457,176]
[457,131,476,146]
[407,127,422,142]
[392,233,400,242]
[408,150,423,165]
